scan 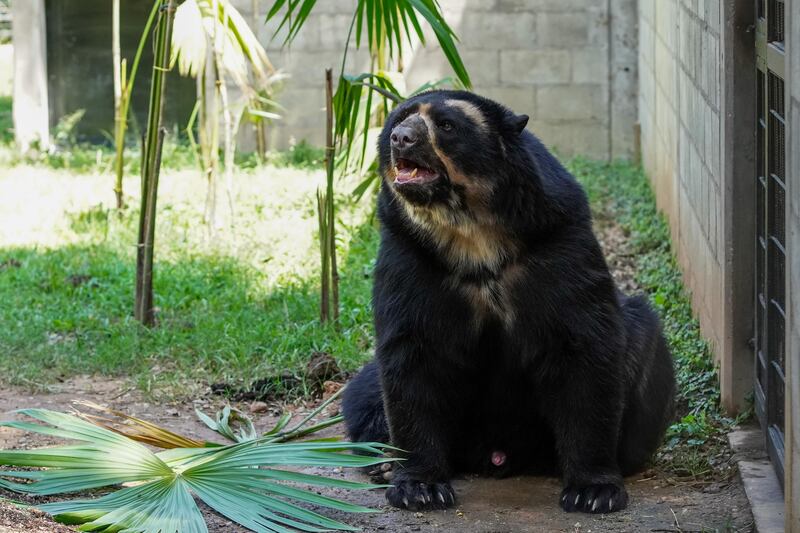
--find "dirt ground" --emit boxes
[0,375,753,533]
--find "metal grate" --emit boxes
[754,3,787,487]
[768,0,785,43]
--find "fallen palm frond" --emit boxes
[196,404,259,443]
[0,408,392,532]
[74,400,210,449]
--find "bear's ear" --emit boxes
[505,113,529,136]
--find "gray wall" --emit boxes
[638,0,726,382]
[236,0,640,159]
[15,0,639,159]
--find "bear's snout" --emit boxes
[390,125,418,149]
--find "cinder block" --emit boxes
[536,85,607,121]
[572,48,608,84]
[500,50,571,85]
[502,0,589,11]
[530,120,609,160]
[404,48,500,89]
[458,11,536,50]
[536,12,590,47]
[480,86,536,117]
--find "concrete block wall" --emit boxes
[235,0,638,160]
[638,0,725,358]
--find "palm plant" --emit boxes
[266,0,471,323]
[269,0,470,179]
[0,407,392,532]
[172,0,281,232]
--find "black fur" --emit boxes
[342,90,675,514]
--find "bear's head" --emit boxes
[378,90,529,217]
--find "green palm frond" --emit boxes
[267,0,470,89]
[0,409,392,533]
[196,404,259,443]
[173,0,278,94]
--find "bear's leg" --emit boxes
[342,361,390,444]
[378,346,459,511]
[616,295,676,475]
[540,346,629,514]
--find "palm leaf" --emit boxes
[196,405,259,443]
[0,409,393,533]
[73,400,210,449]
[173,0,278,95]
[266,0,470,87]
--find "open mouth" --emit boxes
[393,158,440,185]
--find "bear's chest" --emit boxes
[448,262,526,329]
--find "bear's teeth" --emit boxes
[410,168,418,178]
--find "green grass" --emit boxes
[571,158,738,480]
[0,161,374,399]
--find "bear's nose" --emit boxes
[390,126,417,149]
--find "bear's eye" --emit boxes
[438,120,454,132]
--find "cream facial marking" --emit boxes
[444,99,488,131]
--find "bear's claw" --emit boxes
[559,483,628,514]
[386,479,456,511]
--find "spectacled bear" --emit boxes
[342,90,676,515]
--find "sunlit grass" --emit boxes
[0,162,377,398]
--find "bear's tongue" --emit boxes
[395,163,437,184]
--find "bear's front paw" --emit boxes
[386,479,456,511]
[559,483,628,514]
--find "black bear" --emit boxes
[342,90,675,515]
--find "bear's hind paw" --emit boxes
[559,483,628,514]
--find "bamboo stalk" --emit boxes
[113,0,161,211]
[215,0,236,232]
[112,0,124,209]
[135,0,176,327]
[325,69,339,323]
[317,189,330,323]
